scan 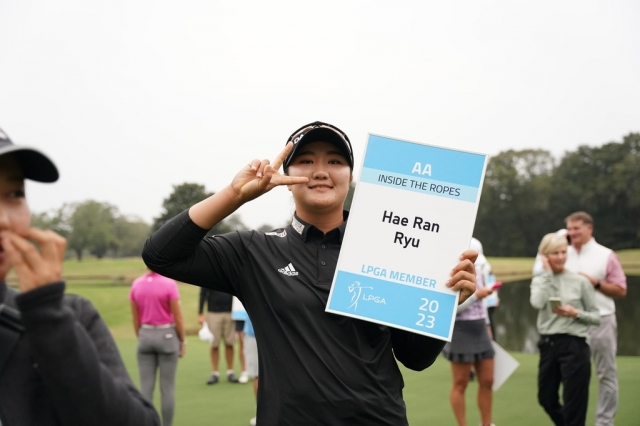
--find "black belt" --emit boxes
[540,334,585,342]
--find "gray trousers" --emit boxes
[589,314,619,426]
[137,327,180,426]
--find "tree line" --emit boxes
[33,183,264,260]
[474,132,640,256]
[34,133,638,259]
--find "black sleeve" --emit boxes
[198,288,208,314]
[142,209,248,295]
[390,328,446,371]
[16,282,160,426]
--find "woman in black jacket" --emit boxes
[0,127,160,426]
[143,121,478,425]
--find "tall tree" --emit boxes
[30,204,73,237]
[152,183,213,232]
[67,201,119,260]
[549,133,640,249]
[114,216,151,257]
[153,182,247,236]
[474,149,555,256]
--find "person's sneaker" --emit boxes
[249,417,257,426]
[238,371,249,384]
[206,373,219,385]
[227,372,239,383]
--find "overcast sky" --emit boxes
[1,1,638,229]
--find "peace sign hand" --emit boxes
[230,142,308,203]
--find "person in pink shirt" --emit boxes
[130,271,186,426]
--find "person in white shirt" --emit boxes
[564,211,627,426]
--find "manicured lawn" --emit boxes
[115,338,640,425]
[8,256,639,424]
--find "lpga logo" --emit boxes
[348,281,387,311]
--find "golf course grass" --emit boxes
[115,338,640,425]
[8,253,638,424]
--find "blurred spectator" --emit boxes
[530,232,600,426]
[198,288,238,384]
[131,271,186,426]
[532,229,569,276]
[442,238,496,426]
[0,127,159,425]
[565,212,626,426]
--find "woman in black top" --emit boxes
[0,127,159,425]
[143,121,477,425]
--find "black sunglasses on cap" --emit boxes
[283,121,354,171]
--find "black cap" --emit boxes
[0,127,59,182]
[283,121,354,171]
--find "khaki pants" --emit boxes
[206,312,236,348]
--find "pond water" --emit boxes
[492,276,640,356]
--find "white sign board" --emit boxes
[326,134,488,341]
[492,341,520,391]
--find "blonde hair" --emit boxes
[538,233,568,255]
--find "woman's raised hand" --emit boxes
[231,142,308,203]
[0,228,66,292]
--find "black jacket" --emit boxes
[143,210,445,426]
[198,287,232,313]
[0,281,160,426]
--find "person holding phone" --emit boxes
[0,127,159,425]
[530,233,600,426]
[142,121,478,425]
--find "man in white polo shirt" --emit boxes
[564,211,627,426]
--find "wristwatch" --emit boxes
[595,280,601,289]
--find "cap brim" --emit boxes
[0,145,59,183]
[285,128,353,170]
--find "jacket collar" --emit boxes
[290,211,349,243]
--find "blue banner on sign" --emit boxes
[363,135,486,188]
[360,168,479,203]
[327,271,457,339]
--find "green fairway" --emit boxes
[488,249,640,282]
[6,250,637,285]
[8,256,639,424]
[115,338,640,425]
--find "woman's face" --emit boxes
[286,141,352,215]
[545,244,567,274]
[0,154,31,280]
